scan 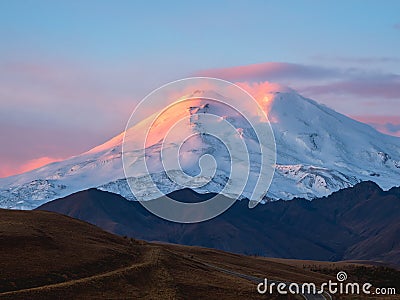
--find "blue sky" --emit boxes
[2,0,400,68]
[1,0,399,176]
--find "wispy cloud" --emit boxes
[352,115,400,137]
[300,78,400,99]
[198,61,400,137]
[311,55,400,64]
[196,62,342,82]
[0,59,186,177]
[0,156,64,178]
[1,58,399,177]
[197,61,400,99]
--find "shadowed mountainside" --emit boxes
[37,181,400,266]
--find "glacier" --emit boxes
[1,86,399,209]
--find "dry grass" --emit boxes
[0,209,398,299]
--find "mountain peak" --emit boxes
[186,89,226,100]
[1,86,399,209]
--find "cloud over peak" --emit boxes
[196,62,339,82]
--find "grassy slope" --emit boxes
[0,209,398,299]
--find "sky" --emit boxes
[1,0,399,177]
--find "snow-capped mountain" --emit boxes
[1,86,399,209]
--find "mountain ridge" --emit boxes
[37,181,400,267]
[1,86,399,209]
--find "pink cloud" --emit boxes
[351,115,400,124]
[198,62,400,100]
[234,81,290,121]
[18,156,63,173]
[0,156,63,178]
[352,115,400,137]
[231,80,400,138]
[0,59,185,179]
[196,62,338,82]
[198,62,400,138]
[1,59,399,179]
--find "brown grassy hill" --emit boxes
[37,182,400,266]
[0,209,398,299]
